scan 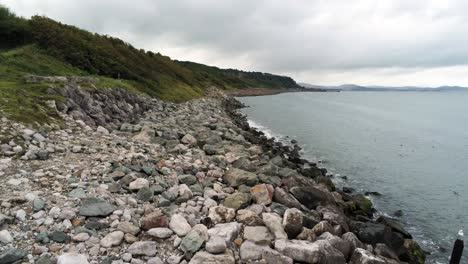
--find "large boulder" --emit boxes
[282,208,303,239]
[207,222,241,243]
[275,239,346,264]
[262,213,287,240]
[317,232,352,259]
[224,168,257,187]
[250,184,273,205]
[273,187,303,209]
[290,186,334,209]
[243,226,273,244]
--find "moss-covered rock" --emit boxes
[403,239,426,264]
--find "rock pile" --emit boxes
[0,87,425,263]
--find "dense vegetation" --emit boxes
[0,5,300,122]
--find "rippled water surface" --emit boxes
[238,91,468,263]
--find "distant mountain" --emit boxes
[298,83,468,92]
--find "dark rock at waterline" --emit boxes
[357,223,405,255]
[342,187,355,193]
[365,191,382,196]
[393,210,403,217]
[376,216,412,239]
[289,186,334,209]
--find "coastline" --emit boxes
[227,87,330,97]
[0,83,426,263]
[222,94,427,263]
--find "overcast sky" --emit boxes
[3,0,468,86]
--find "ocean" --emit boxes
[238,91,468,263]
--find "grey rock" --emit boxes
[0,231,13,244]
[57,253,89,264]
[205,236,226,254]
[223,192,251,210]
[69,188,87,199]
[275,239,346,264]
[262,213,287,240]
[243,226,273,244]
[49,231,70,243]
[127,241,158,256]
[262,249,293,264]
[189,251,235,264]
[208,206,235,224]
[317,232,352,259]
[147,228,173,238]
[136,186,153,201]
[100,231,124,248]
[240,240,269,261]
[283,208,303,239]
[0,248,26,264]
[117,221,141,236]
[79,198,116,217]
[169,214,191,236]
[207,222,241,243]
[32,198,45,212]
[180,230,204,254]
[224,168,257,187]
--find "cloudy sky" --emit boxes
[3,0,468,86]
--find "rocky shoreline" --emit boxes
[0,81,425,264]
[227,88,326,97]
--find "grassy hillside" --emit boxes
[0,5,300,123]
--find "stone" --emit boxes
[243,226,273,244]
[262,249,293,264]
[0,248,26,264]
[224,168,257,187]
[117,221,140,236]
[100,231,124,247]
[127,241,158,256]
[236,209,263,226]
[179,174,197,185]
[290,186,334,209]
[49,231,71,243]
[147,257,164,264]
[191,224,209,241]
[57,253,89,264]
[169,214,191,236]
[79,198,116,217]
[349,248,399,264]
[282,208,303,239]
[142,212,168,230]
[223,192,251,210]
[129,178,149,191]
[317,206,350,232]
[317,232,352,259]
[205,236,226,254]
[208,206,235,224]
[402,239,426,264]
[97,126,109,134]
[189,251,235,264]
[374,243,399,260]
[297,227,317,241]
[181,134,197,145]
[181,230,204,254]
[250,184,273,205]
[262,213,287,240]
[32,198,45,212]
[240,240,269,261]
[311,220,334,237]
[69,188,87,199]
[147,228,173,238]
[136,186,153,201]
[207,222,241,242]
[376,216,412,239]
[72,232,90,242]
[273,187,303,209]
[342,232,365,252]
[0,230,13,244]
[275,239,346,264]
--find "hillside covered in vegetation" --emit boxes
[0,5,300,105]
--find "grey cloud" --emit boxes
[3,0,468,85]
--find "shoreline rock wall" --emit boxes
[0,85,425,263]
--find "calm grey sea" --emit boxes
[238,91,468,263]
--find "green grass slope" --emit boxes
[0,5,301,123]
